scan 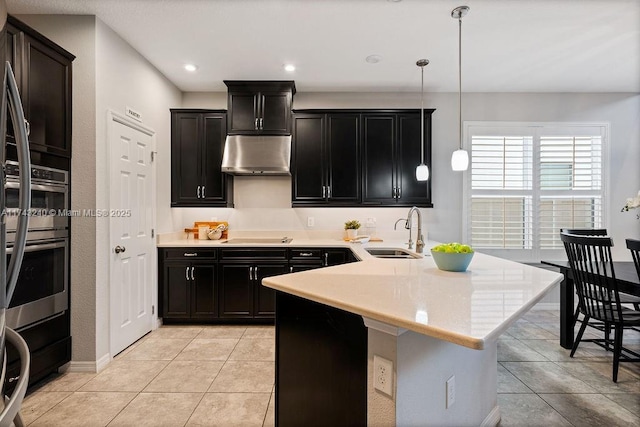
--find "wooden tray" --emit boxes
[185,221,229,239]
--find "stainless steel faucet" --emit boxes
[394,207,425,253]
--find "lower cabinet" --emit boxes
[160,248,218,321]
[159,246,356,323]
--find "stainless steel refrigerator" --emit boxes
[0,0,33,424]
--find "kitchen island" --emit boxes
[263,245,562,427]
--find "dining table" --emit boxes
[541,260,640,349]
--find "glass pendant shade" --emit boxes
[451,149,469,171]
[416,163,429,181]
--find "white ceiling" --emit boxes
[7,0,640,93]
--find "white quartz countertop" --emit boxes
[158,234,562,350]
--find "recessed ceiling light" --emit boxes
[284,64,296,72]
[184,64,198,72]
[365,55,382,64]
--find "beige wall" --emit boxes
[17,14,182,364]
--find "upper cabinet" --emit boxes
[292,109,433,208]
[171,109,233,207]
[224,81,295,135]
[362,112,433,206]
[292,112,360,205]
[6,16,75,158]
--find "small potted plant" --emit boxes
[344,220,361,240]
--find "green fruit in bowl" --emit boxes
[431,242,474,254]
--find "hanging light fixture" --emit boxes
[451,5,470,171]
[416,59,430,181]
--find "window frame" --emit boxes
[462,121,610,263]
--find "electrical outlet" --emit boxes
[373,355,393,397]
[366,217,376,225]
[307,217,315,227]
[446,375,455,408]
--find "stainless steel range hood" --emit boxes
[221,135,291,175]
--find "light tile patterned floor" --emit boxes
[19,312,640,426]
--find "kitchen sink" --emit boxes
[365,248,422,259]
[222,237,293,244]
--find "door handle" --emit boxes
[114,245,126,254]
[197,185,201,198]
[190,266,195,281]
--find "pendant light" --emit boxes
[416,59,430,181]
[451,5,470,171]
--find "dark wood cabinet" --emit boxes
[224,81,295,135]
[219,248,288,320]
[362,111,433,207]
[160,249,218,321]
[292,112,360,206]
[6,16,74,158]
[170,109,233,207]
[292,109,433,207]
[276,292,367,426]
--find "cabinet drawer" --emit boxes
[163,248,217,260]
[289,248,322,261]
[220,248,287,260]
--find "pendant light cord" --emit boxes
[420,64,425,164]
[458,15,463,151]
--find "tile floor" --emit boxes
[18,310,640,426]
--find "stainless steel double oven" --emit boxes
[5,161,69,329]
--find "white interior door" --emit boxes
[108,111,156,356]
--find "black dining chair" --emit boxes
[561,233,640,382]
[627,238,640,280]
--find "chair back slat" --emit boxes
[561,233,622,323]
[626,238,640,280]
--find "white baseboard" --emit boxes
[481,405,501,427]
[67,353,112,373]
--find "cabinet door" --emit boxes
[254,264,288,318]
[327,114,360,203]
[397,114,432,206]
[289,264,322,273]
[292,114,326,203]
[163,262,190,319]
[21,32,72,157]
[228,92,258,134]
[5,24,20,143]
[191,263,217,319]
[201,113,229,203]
[260,91,291,134]
[219,264,253,318]
[171,112,202,205]
[324,249,349,267]
[362,115,397,204]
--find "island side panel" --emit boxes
[275,292,368,426]
[396,331,499,426]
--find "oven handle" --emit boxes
[6,61,32,306]
[5,181,68,193]
[6,240,67,255]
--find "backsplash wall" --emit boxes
[173,176,427,240]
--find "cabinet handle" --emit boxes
[248,266,253,281]
[254,266,259,281]
[299,252,314,257]
[184,253,198,257]
[260,118,264,129]
[202,186,205,198]
[197,186,201,198]
[327,186,331,198]
[255,118,259,130]
[323,253,328,267]
[289,266,293,273]
[397,186,401,199]
[185,266,190,281]
[190,266,195,281]
[322,185,326,198]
